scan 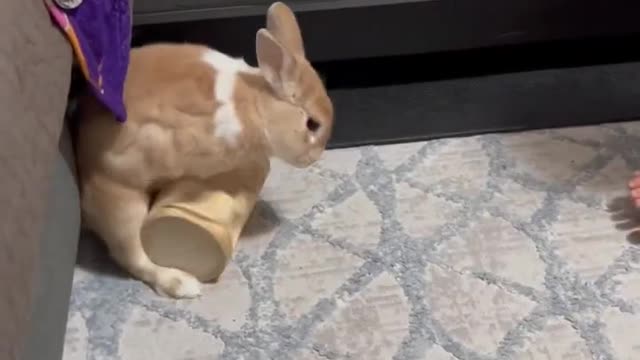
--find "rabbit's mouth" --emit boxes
[295,148,324,168]
[293,154,317,168]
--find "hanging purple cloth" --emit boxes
[45,0,131,122]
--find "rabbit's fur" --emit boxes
[76,2,333,298]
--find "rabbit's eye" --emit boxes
[306,118,321,132]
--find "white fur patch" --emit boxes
[171,275,201,298]
[201,50,259,146]
[213,104,242,145]
[156,268,202,299]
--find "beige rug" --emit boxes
[64,122,640,359]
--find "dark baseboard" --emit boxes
[325,62,640,149]
[318,37,640,148]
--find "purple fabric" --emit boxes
[55,0,131,121]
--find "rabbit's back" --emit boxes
[125,44,219,124]
[77,44,230,190]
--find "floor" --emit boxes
[64,122,640,360]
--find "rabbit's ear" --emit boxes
[266,2,305,57]
[256,28,296,92]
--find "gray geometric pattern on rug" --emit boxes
[64,122,640,360]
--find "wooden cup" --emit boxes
[141,159,270,282]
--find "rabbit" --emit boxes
[76,1,334,298]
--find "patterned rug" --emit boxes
[64,122,640,360]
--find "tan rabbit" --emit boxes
[76,2,334,298]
